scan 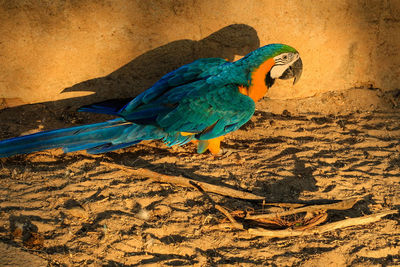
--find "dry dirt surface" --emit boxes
[0,88,399,266]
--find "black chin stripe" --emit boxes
[265,72,275,88]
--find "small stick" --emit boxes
[246,197,361,220]
[263,203,305,208]
[190,181,243,229]
[248,210,397,237]
[101,162,265,200]
[293,212,328,231]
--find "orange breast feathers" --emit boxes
[238,58,275,102]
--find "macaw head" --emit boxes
[238,43,303,89]
[268,46,303,85]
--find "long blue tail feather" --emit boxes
[0,119,142,157]
[62,142,109,153]
[86,140,142,154]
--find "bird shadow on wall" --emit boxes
[0,24,260,138]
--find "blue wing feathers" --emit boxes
[120,58,227,114]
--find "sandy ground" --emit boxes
[0,87,399,266]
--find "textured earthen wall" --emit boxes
[0,0,399,107]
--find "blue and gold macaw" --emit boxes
[0,44,302,157]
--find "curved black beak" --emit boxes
[280,57,303,85]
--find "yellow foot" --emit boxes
[196,136,224,155]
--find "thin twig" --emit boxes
[101,161,264,200]
[246,197,361,220]
[189,180,217,205]
[248,210,397,237]
[263,202,305,208]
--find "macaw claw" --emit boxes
[194,136,225,155]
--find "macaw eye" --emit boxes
[282,55,288,60]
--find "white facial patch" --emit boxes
[270,64,290,79]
